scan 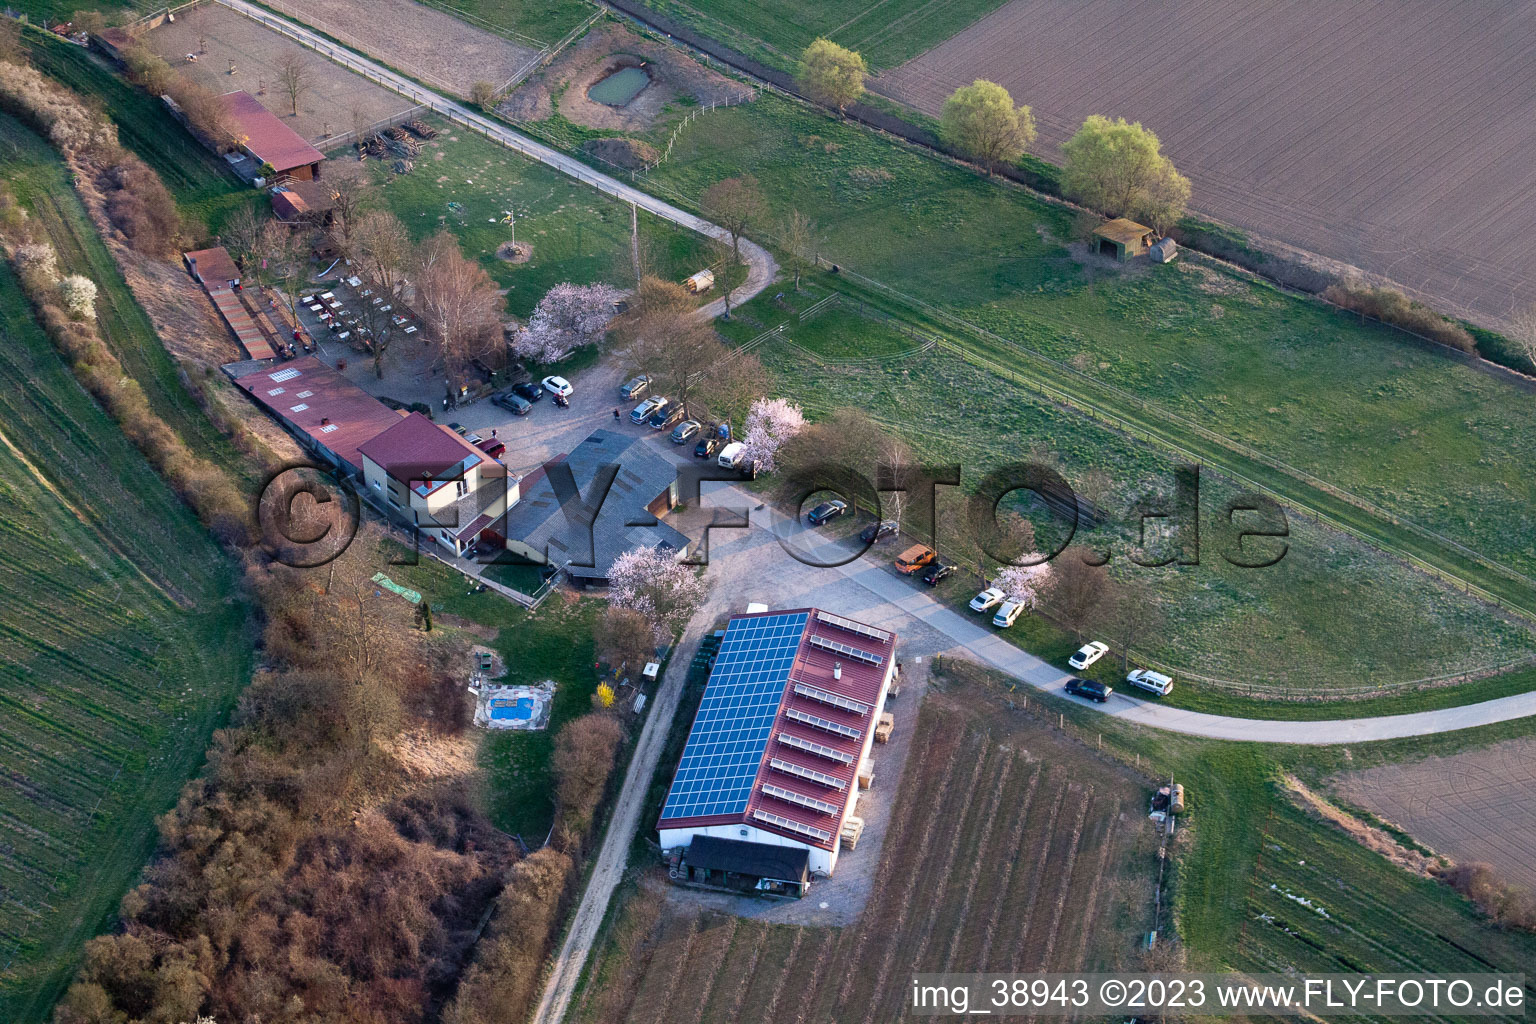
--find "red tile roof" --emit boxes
[220,91,324,173]
[658,608,897,851]
[232,357,401,473]
[183,246,240,287]
[357,412,486,498]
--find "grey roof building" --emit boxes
[503,429,690,586]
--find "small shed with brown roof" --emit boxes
[1093,217,1155,261]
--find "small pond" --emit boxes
[588,65,651,107]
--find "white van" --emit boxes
[717,441,745,468]
[1125,668,1174,697]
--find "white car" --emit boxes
[969,587,1006,613]
[1069,640,1109,670]
[542,375,573,397]
[992,599,1025,628]
[1126,668,1174,697]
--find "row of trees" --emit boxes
[794,37,1189,231]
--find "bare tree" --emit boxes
[782,209,816,292]
[412,231,504,392]
[253,218,309,332]
[597,606,654,678]
[618,275,765,422]
[700,174,764,263]
[275,52,309,117]
[220,204,265,275]
[353,210,411,377]
[1047,548,1111,640]
[1100,582,1164,671]
[1509,302,1536,371]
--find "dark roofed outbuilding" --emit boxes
[682,836,810,898]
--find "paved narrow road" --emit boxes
[212,0,778,316]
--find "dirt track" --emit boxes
[877,0,1536,329]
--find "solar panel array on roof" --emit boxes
[777,732,855,764]
[753,808,833,843]
[761,782,840,816]
[785,707,863,741]
[807,634,883,666]
[768,757,846,790]
[816,610,893,645]
[659,612,809,821]
[792,681,871,716]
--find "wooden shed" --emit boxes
[1093,218,1154,261]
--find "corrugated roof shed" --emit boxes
[220,91,324,173]
[1094,217,1153,246]
[685,836,809,882]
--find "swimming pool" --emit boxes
[489,696,535,721]
[588,66,650,107]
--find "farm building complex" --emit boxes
[658,608,899,888]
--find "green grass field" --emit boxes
[633,93,1536,609]
[22,30,261,238]
[0,114,251,478]
[0,249,250,1024]
[637,0,1008,70]
[722,282,1536,692]
[367,119,719,318]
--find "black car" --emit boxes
[694,435,722,458]
[921,561,954,585]
[648,404,684,429]
[1064,677,1113,703]
[860,520,899,544]
[807,500,848,526]
[512,380,545,402]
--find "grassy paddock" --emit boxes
[366,118,718,318]
[723,283,1536,693]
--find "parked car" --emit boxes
[992,599,1025,628]
[620,374,651,400]
[464,433,483,446]
[542,375,573,397]
[671,419,702,444]
[648,404,684,429]
[969,587,1006,612]
[493,391,532,415]
[860,520,899,544]
[694,434,722,458]
[807,499,848,525]
[448,422,468,436]
[1126,668,1174,697]
[1068,640,1110,670]
[476,438,507,459]
[894,544,936,574]
[921,561,954,586]
[717,441,745,468]
[1065,677,1113,703]
[379,396,408,411]
[512,380,545,402]
[631,396,665,423]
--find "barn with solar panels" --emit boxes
[657,608,899,883]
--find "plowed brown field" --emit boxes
[878,0,1536,328]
